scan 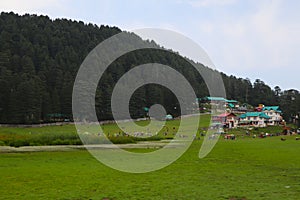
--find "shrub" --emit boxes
[109,137,136,144]
[0,141,6,146]
[10,139,30,147]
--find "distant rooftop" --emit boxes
[217,113,236,117]
[226,99,238,103]
[262,106,282,112]
[205,97,226,101]
[239,112,270,119]
[201,97,238,103]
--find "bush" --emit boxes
[0,141,6,146]
[51,139,74,145]
[109,137,136,144]
[10,139,30,147]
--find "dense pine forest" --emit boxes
[0,12,299,124]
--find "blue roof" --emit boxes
[262,106,281,112]
[239,112,270,119]
[226,99,238,103]
[203,97,238,103]
[205,97,226,101]
[228,103,235,108]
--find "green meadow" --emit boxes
[1,137,300,199]
[0,118,186,147]
[0,115,300,199]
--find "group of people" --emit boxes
[224,134,236,140]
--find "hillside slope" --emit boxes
[0,12,299,123]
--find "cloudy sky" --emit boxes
[1,0,299,90]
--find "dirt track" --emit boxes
[0,140,185,153]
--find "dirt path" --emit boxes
[0,140,185,153]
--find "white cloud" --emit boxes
[0,0,67,14]
[188,0,237,7]
[189,0,300,89]
[198,0,298,68]
[249,0,300,67]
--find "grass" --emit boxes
[225,126,285,136]
[1,134,300,199]
[0,117,187,147]
[0,114,212,147]
[0,115,300,199]
[0,125,80,146]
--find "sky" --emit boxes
[1,0,299,90]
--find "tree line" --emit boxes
[0,12,299,124]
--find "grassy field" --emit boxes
[0,118,187,147]
[0,115,300,199]
[1,134,300,199]
[0,114,288,148]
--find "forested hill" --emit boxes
[0,12,299,124]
